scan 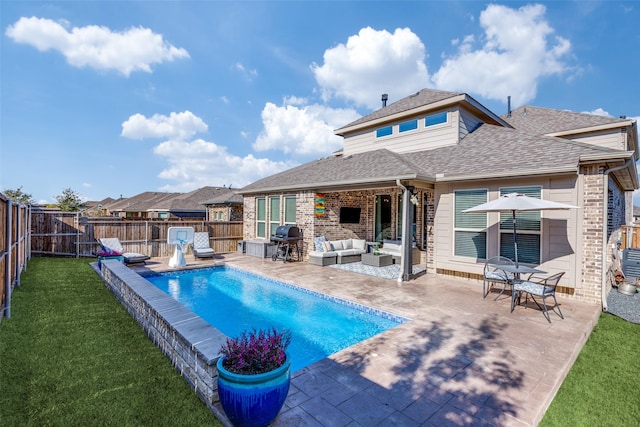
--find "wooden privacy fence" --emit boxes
[1,195,31,321]
[620,225,640,250]
[30,211,244,258]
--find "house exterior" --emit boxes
[202,187,244,222]
[237,88,638,305]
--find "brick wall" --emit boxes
[577,165,627,304]
[242,187,434,266]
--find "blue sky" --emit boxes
[1,1,639,204]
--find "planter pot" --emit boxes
[618,282,637,296]
[217,354,290,427]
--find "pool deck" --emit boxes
[133,253,600,426]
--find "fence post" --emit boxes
[4,198,12,319]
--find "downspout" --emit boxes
[396,180,413,282]
[601,159,633,312]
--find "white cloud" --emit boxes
[582,108,611,117]
[312,27,430,109]
[153,139,295,192]
[119,110,294,192]
[234,62,258,81]
[121,111,208,140]
[253,100,360,156]
[5,16,189,76]
[431,4,573,106]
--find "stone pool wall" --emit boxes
[99,260,227,420]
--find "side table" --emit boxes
[361,253,392,267]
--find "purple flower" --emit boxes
[220,327,292,375]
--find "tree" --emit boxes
[2,186,35,205]
[55,188,84,212]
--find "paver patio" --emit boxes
[133,253,600,426]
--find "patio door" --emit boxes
[375,195,392,241]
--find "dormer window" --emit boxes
[399,119,418,133]
[425,112,447,127]
[376,126,393,138]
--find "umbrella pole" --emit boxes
[512,210,519,267]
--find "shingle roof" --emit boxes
[239,149,420,193]
[408,124,622,179]
[202,188,243,205]
[156,186,225,211]
[336,88,462,130]
[239,124,630,194]
[107,192,180,212]
[502,105,629,135]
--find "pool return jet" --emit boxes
[168,226,195,268]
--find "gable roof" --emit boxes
[106,191,180,212]
[150,186,226,211]
[239,124,635,194]
[502,105,633,136]
[202,187,243,205]
[335,88,511,135]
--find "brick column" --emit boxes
[578,165,605,303]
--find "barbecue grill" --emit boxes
[270,225,303,262]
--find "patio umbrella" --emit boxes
[462,193,578,266]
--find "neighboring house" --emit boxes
[99,187,242,220]
[238,88,639,305]
[81,197,116,216]
[201,187,244,221]
[633,206,640,224]
[104,192,181,219]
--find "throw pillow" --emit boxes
[321,241,333,252]
[352,239,366,251]
[314,236,327,252]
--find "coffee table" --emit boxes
[361,253,392,267]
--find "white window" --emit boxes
[499,186,541,264]
[454,189,487,259]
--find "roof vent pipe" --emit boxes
[507,96,512,118]
[382,94,388,107]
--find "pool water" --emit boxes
[144,266,406,372]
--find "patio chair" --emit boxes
[192,232,215,259]
[98,237,150,265]
[483,256,515,299]
[511,272,565,323]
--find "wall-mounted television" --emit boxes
[339,207,361,224]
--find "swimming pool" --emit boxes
[144,266,407,372]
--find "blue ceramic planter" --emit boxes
[217,355,291,427]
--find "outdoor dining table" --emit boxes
[488,264,546,300]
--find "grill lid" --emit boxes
[272,225,301,239]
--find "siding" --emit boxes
[342,109,460,156]
[433,177,580,291]
[458,107,484,139]
[563,128,627,151]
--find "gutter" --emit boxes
[237,174,419,195]
[601,158,633,312]
[396,179,413,283]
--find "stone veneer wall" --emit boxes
[99,260,228,421]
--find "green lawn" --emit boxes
[1,258,638,426]
[541,312,640,426]
[0,257,221,426]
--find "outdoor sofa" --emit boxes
[308,237,367,265]
[377,239,421,265]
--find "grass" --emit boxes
[2,258,638,426]
[541,312,640,426]
[0,257,221,426]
